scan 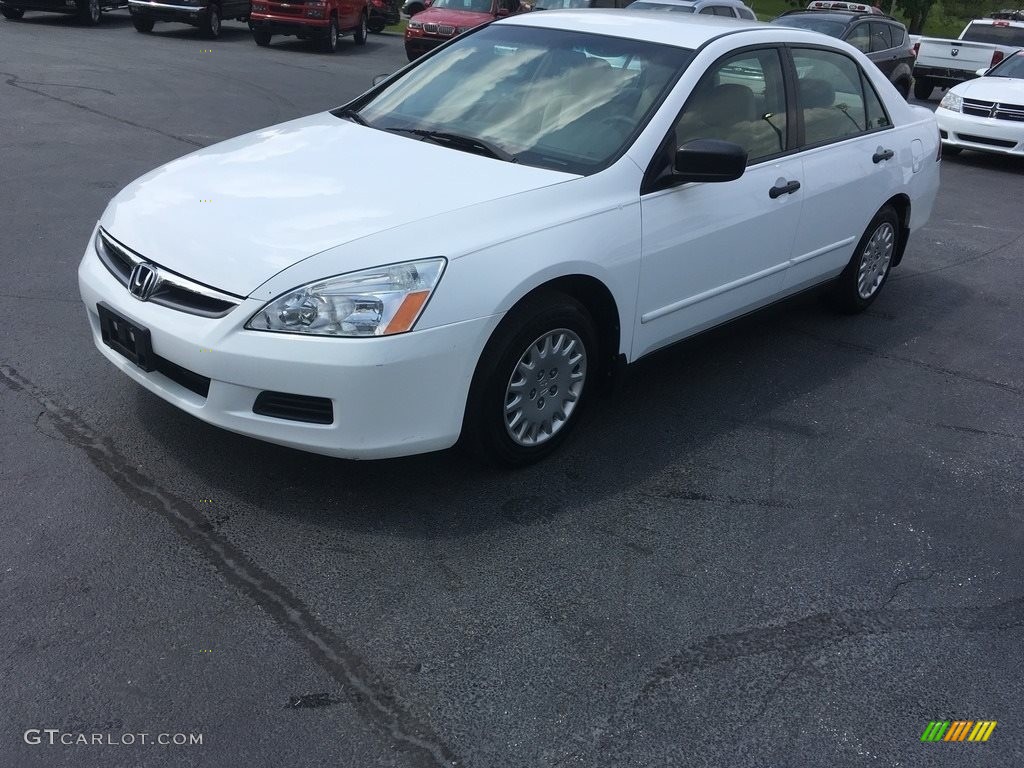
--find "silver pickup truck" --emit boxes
[912,15,1024,99]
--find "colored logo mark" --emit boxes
[921,720,997,742]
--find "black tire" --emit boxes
[913,78,933,100]
[353,10,367,44]
[1,6,25,19]
[320,15,338,52]
[462,290,597,468]
[894,78,911,100]
[253,27,271,45]
[405,1,424,14]
[367,18,385,32]
[132,15,154,31]
[77,0,100,24]
[823,205,900,314]
[199,3,220,38]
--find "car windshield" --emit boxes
[961,22,1024,45]
[770,15,847,38]
[987,50,1024,77]
[350,25,692,174]
[430,0,493,10]
[629,2,696,12]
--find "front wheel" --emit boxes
[77,0,100,25]
[320,16,338,52]
[199,3,220,38]
[353,11,367,44]
[463,291,596,467]
[132,15,154,31]
[252,26,271,45]
[913,78,933,100]
[823,205,899,314]
[1,6,25,19]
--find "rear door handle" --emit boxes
[873,148,895,163]
[769,179,801,199]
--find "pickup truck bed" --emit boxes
[912,18,1024,99]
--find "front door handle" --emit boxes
[769,179,801,199]
[873,147,895,163]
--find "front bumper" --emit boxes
[78,229,494,459]
[249,13,329,34]
[404,34,446,59]
[129,0,208,22]
[936,106,1024,155]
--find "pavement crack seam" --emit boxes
[0,363,460,768]
[1,72,206,148]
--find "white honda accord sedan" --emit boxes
[79,11,940,466]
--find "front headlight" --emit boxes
[939,91,963,113]
[246,258,445,337]
[408,20,422,29]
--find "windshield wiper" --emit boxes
[337,109,370,127]
[389,128,518,163]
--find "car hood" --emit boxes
[412,7,494,25]
[100,112,571,296]
[954,76,1024,102]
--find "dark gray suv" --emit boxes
[771,9,916,99]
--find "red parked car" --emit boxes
[250,0,369,52]
[404,0,524,60]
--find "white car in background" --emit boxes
[79,12,940,466]
[625,0,756,19]
[936,49,1024,156]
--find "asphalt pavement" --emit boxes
[1,13,1022,768]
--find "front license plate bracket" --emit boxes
[97,303,155,372]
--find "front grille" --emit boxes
[153,355,211,398]
[436,23,455,35]
[956,133,1017,148]
[962,98,1024,121]
[422,21,437,32]
[253,391,334,424]
[96,229,241,319]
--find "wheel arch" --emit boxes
[885,193,911,266]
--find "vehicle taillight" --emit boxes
[912,42,920,58]
[991,49,1005,67]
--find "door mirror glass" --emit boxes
[673,139,747,183]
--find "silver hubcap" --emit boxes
[210,8,219,32]
[330,23,337,45]
[504,329,586,447]
[857,221,895,299]
[361,15,366,36]
[89,0,98,18]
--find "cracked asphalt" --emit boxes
[1,12,1022,768]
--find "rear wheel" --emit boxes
[252,26,271,45]
[913,78,933,100]
[894,77,911,100]
[823,205,899,314]
[367,18,384,32]
[77,0,100,25]
[132,15,154,31]
[353,10,367,44]
[320,15,338,51]
[1,6,25,18]
[463,291,596,467]
[199,3,220,38]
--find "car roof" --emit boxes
[501,9,765,47]
[636,0,744,5]
[775,9,902,24]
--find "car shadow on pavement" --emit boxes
[133,270,955,538]
[943,150,1024,175]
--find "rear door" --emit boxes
[783,47,901,292]
[868,21,896,77]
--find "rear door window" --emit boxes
[868,22,893,51]
[793,47,880,146]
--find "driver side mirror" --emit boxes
[976,67,990,77]
[672,139,747,184]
